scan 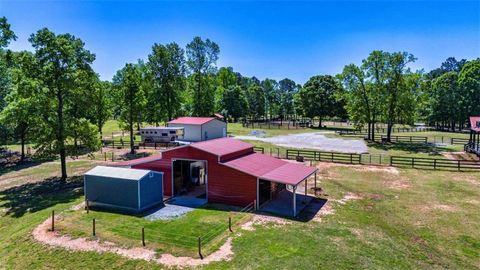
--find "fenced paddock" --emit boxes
[54,202,254,259]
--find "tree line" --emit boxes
[1,17,479,179]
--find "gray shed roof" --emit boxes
[85,166,152,181]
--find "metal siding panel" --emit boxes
[85,175,139,210]
[139,173,164,210]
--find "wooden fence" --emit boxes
[286,149,361,164]
[390,156,480,171]
[256,147,480,171]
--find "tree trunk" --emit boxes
[57,92,67,180]
[20,128,25,161]
[318,117,322,128]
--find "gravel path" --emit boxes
[234,132,368,153]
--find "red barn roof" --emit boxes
[113,155,163,167]
[191,138,253,158]
[168,117,216,125]
[470,116,480,132]
[222,152,317,185]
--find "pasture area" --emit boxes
[1,154,479,269]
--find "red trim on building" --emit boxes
[470,116,480,132]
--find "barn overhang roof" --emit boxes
[222,153,317,186]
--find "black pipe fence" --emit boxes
[390,156,480,171]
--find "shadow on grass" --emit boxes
[0,176,84,218]
[368,142,452,156]
[0,155,56,176]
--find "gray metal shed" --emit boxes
[84,166,163,213]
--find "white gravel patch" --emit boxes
[234,132,368,153]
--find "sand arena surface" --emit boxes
[234,132,368,153]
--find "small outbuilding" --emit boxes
[167,117,227,142]
[84,166,164,213]
[467,116,480,156]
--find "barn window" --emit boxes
[162,133,168,136]
[169,130,176,134]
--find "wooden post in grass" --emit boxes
[92,218,96,236]
[198,237,203,259]
[51,210,55,231]
[229,217,232,232]
[112,152,114,162]
[254,199,257,211]
[142,227,145,246]
[104,152,107,161]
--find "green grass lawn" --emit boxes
[1,164,479,269]
[56,203,249,258]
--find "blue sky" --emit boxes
[1,0,479,84]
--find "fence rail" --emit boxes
[253,146,480,171]
[286,149,361,164]
[390,156,480,171]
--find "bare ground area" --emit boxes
[442,152,479,161]
[33,216,234,268]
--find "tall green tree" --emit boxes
[245,84,265,120]
[147,42,186,122]
[430,72,460,130]
[384,52,416,140]
[261,79,279,120]
[186,37,219,116]
[0,51,40,160]
[458,59,480,121]
[278,78,298,119]
[89,80,112,137]
[339,64,376,140]
[29,28,98,179]
[296,75,342,127]
[112,63,146,154]
[220,85,247,122]
[215,67,237,113]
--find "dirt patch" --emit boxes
[453,175,480,186]
[33,217,233,268]
[70,202,85,211]
[335,192,364,205]
[442,152,479,161]
[312,201,335,222]
[240,214,291,231]
[384,177,412,190]
[432,204,458,212]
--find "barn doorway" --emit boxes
[172,159,207,199]
[258,179,286,207]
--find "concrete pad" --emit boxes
[144,196,207,220]
[260,190,313,217]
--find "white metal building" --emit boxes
[167,117,227,142]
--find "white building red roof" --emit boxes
[168,117,216,125]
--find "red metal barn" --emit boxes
[116,138,317,216]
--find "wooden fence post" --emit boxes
[142,227,145,246]
[112,152,114,162]
[104,152,107,161]
[229,217,232,232]
[51,210,55,231]
[198,237,203,259]
[92,218,96,236]
[458,160,461,171]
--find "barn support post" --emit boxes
[314,172,317,190]
[304,179,307,203]
[142,227,145,246]
[92,218,96,236]
[292,185,297,217]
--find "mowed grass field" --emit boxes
[1,157,479,269]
